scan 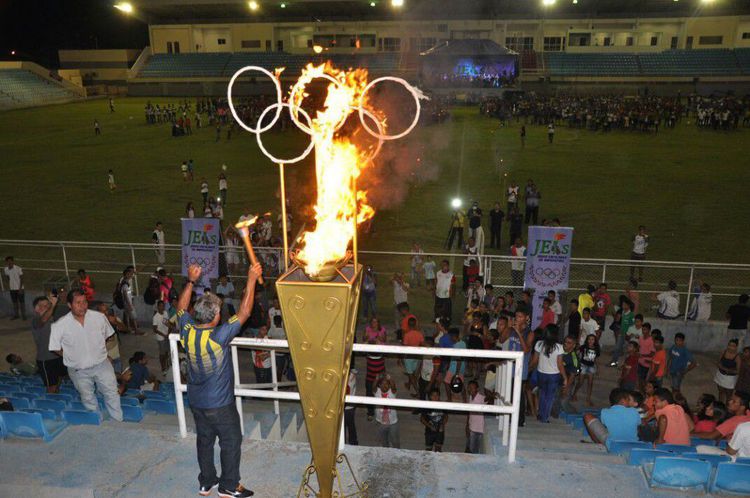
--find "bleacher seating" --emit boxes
[710,462,750,495]
[32,398,67,417]
[0,69,81,111]
[0,411,67,442]
[656,443,693,454]
[62,410,102,426]
[544,49,746,77]
[138,52,401,79]
[628,448,670,466]
[122,405,145,423]
[681,452,731,468]
[649,456,712,492]
[606,439,651,455]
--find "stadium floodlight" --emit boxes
[370,1,376,6]
[391,0,404,7]
[542,0,556,5]
[248,1,259,10]
[280,2,286,7]
[572,0,578,3]
[114,2,133,13]
[451,198,462,209]
[313,45,324,54]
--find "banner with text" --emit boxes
[181,218,220,288]
[524,226,574,329]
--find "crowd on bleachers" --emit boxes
[480,93,750,132]
[421,69,517,89]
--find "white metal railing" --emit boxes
[169,334,525,463]
[3,238,750,322]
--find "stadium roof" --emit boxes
[133,0,750,24]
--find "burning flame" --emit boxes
[293,63,378,276]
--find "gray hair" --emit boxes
[193,293,222,325]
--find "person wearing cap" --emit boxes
[125,351,160,391]
[177,262,262,498]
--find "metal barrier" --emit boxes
[1,238,749,322]
[169,334,525,463]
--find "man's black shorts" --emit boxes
[37,357,66,387]
[425,429,445,448]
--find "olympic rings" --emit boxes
[356,106,384,163]
[358,76,423,141]
[255,102,315,165]
[288,72,348,136]
[189,257,212,266]
[227,66,283,134]
[534,267,561,279]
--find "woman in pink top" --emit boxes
[654,389,692,445]
[364,317,387,345]
[692,400,726,434]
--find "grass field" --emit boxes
[1,97,749,263]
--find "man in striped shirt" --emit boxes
[365,338,386,421]
[177,262,262,498]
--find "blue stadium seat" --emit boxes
[9,392,37,402]
[718,440,728,450]
[125,389,143,397]
[58,386,79,396]
[120,397,141,407]
[710,462,750,495]
[650,457,711,491]
[736,457,750,465]
[122,405,144,423]
[656,444,692,454]
[32,398,67,416]
[628,449,670,466]
[144,398,176,415]
[606,440,651,455]
[571,417,585,430]
[21,408,58,421]
[0,411,67,442]
[681,452,731,468]
[690,437,716,447]
[69,401,87,411]
[0,69,81,111]
[142,390,168,399]
[5,397,31,410]
[22,386,47,396]
[62,410,101,426]
[42,393,74,405]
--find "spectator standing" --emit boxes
[575,334,600,406]
[531,325,566,422]
[219,173,228,205]
[423,256,437,291]
[374,375,400,448]
[524,183,541,225]
[727,294,750,348]
[153,222,166,265]
[446,209,466,250]
[421,389,448,452]
[688,282,712,321]
[630,226,649,281]
[4,256,26,320]
[619,341,639,391]
[118,267,139,334]
[610,299,634,366]
[649,335,667,388]
[200,179,209,204]
[108,169,117,192]
[466,380,486,453]
[488,202,504,249]
[567,300,581,342]
[410,243,424,288]
[152,300,171,374]
[344,369,358,445]
[510,238,526,289]
[364,317,387,345]
[365,340,386,421]
[391,273,409,330]
[251,326,272,383]
[49,290,122,421]
[666,333,696,395]
[360,265,377,322]
[508,207,523,246]
[736,347,750,397]
[462,238,479,292]
[506,182,519,217]
[186,202,196,219]
[216,275,236,315]
[547,122,555,143]
[434,260,454,320]
[77,269,95,303]
[592,283,611,332]
[176,262,262,498]
[715,339,741,404]
[467,202,483,241]
[31,294,66,393]
[638,323,656,391]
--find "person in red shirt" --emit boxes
[77,269,95,303]
[649,335,667,388]
[620,341,639,391]
[593,283,612,331]
[539,298,556,329]
[693,393,750,441]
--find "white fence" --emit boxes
[2,238,749,322]
[169,334,525,462]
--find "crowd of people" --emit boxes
[422,69,517,89]
[479,93,750,133]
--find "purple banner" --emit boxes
[181,218,220,287]
[524,226,574,329]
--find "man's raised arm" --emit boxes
[236,262,263,325]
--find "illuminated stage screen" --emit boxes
[422,56,518,88]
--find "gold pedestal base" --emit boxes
[297,453,369,498]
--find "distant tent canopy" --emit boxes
[420,39,519,87]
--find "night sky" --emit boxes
[0,0,148,67]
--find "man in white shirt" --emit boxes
[152,300,171,373]
[547,290,562,324]
[49,290,122,421]
[152,221,166,265]
[510,238,526,289]
[216,275,236,314]
[434,260,454,320]
[655,280,681,320]
[3,256,26,320]
[200,178,209,204]
[579,308,600,345]
[630,225,648,281]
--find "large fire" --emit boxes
[292,63,377,277]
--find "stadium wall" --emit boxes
[148,15,750,55]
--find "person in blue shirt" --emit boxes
[666,332,696,395]
[178,262,262,498]
[584,388,641,446]
[125,351,159,391]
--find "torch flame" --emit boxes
[294,63,378,276]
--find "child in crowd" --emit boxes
[649,335,667,388]
[420,389,448,452]
[667,332,696,395]
[374,375,400,448]
[620,341,639,391]
[575,334,600,406]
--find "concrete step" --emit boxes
[518,448,625,465]
[244,419,262,440]
[280,411,297,442]
[517,438,607,453]
[253,412,281,440]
